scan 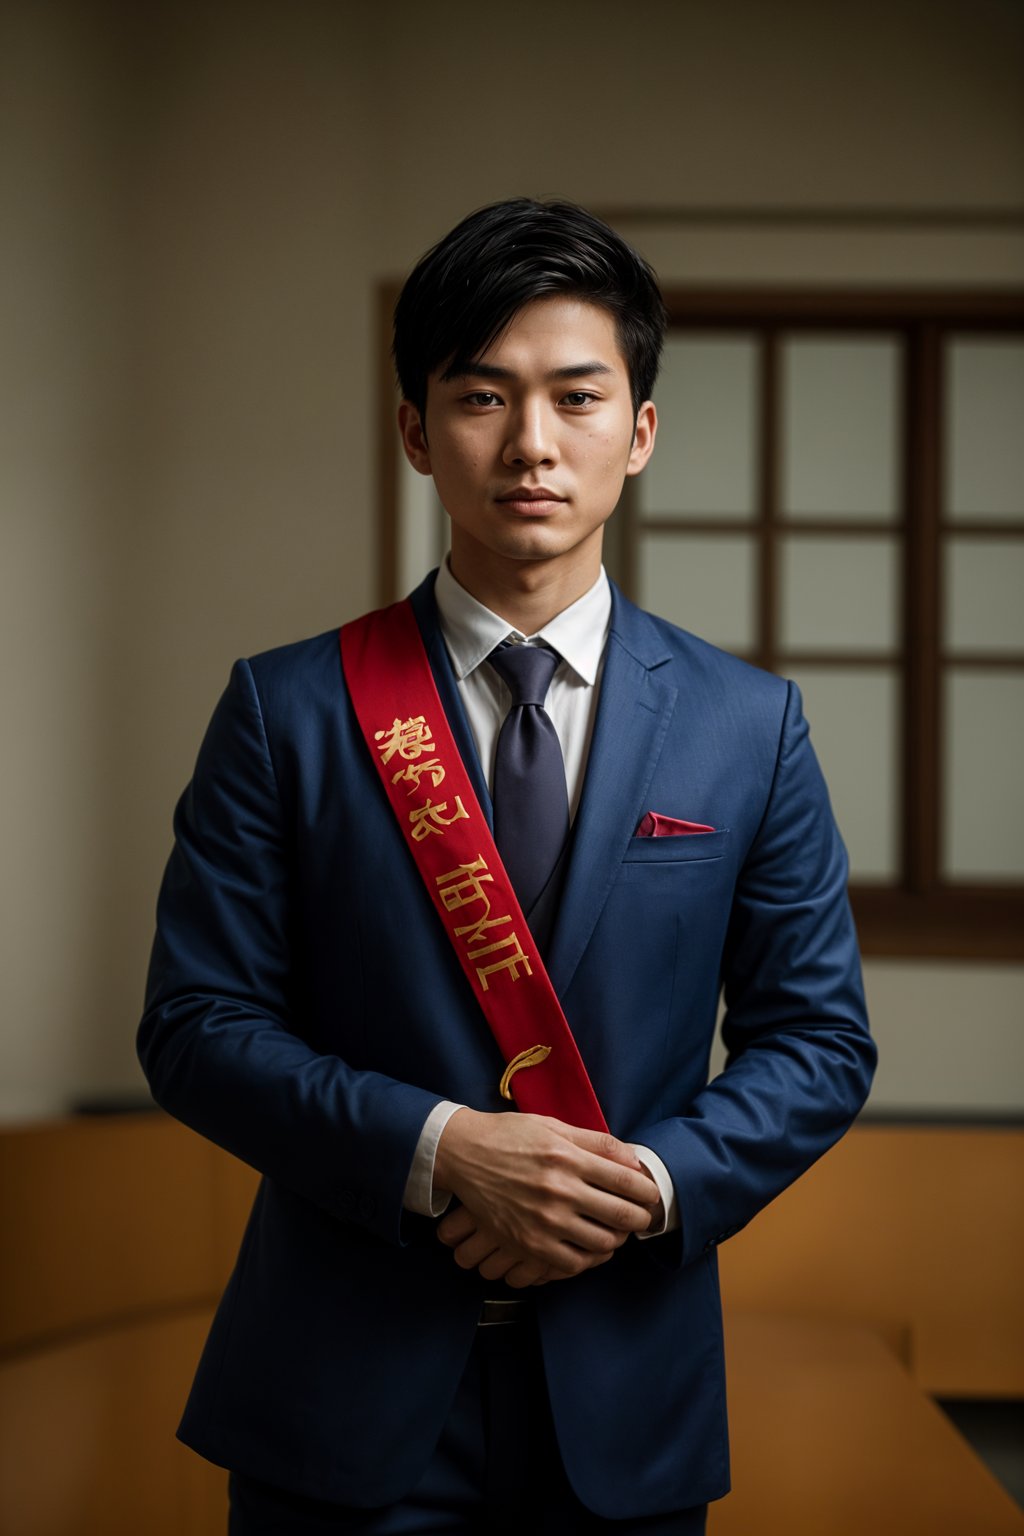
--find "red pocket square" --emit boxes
[635,812,716,838]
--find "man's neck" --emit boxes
[448,546,603,634]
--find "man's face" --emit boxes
[399,296,656,596]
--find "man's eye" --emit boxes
[562,391,597,407]
[465,392,501,407]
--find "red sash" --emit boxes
[340,600,607,1132]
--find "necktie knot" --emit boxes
[488,642,560,707]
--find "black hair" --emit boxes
[393,198,667,421]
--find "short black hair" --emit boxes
[393,198,667,421]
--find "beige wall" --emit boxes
[1,0,1022,1118]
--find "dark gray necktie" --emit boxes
[488,642,570,915]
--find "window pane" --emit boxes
[781,335,901,519]
[790,667,900,881]
[943,672,1024,880]
[780,535,899,653]
[945,538,1024,654]
[640,335,758,519]
[637,533,755,652]
[946,338,1024,520]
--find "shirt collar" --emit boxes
[434,558,611,687]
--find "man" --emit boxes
[138,198,876,1533]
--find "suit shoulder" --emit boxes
[619,595,789,704]
[238,625,347,726]
[661,614,778,680]
[245,625,342,682]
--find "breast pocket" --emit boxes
[621,828,731,865]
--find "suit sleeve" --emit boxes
[137,658,444,1246]
[634,679,877,1269]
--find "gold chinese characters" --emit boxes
[436,858,533,991]
[374,714,533,993]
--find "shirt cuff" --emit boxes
[403,1100,465,1218]
[632,1144,679,1238]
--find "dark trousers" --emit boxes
[228,1315,708,1535]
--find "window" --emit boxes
[620,292,1024,959]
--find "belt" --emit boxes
[478,1298,532,1327]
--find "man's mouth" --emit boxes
[495,487,567,514]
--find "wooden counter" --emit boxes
[714,1313,1024,1535]
[2,1116,1022,1532]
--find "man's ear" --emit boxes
[398,400,432,475]
[625,400,657,478]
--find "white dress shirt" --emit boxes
[402,560,678,1238]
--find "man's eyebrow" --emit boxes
[443,361,615,382]
[549,362,614,381]
[443,363,515,382]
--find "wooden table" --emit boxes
[713,1313,1024,1535]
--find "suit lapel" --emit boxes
[546,586,678,998]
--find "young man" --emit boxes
[139,199,876,1533]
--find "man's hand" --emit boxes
[433,1109,661,1287]
[435,1205,558,1288]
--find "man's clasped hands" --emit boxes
[434,1108,664,1289]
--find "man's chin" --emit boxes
[450,523,606,584]
[491,523,596,562]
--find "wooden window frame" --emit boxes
[622,289,1024,960]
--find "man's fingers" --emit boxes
[439,1162,654,1258]
[540,1144,661,1212]
[451,1231,501,1272]
[437,1205,477,1247]
[550,1211,646,1253]
[536,1124,660,1209]
[503,1259,553,1288]
[508,1259,569,1287]
[444,1211,628,1281]
[477,1249,520,1282]
[552,1123,646,1170]
[580,1186,658,1234]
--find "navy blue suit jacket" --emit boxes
[138,573,875,1518]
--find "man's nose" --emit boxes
[502,402,558,467]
